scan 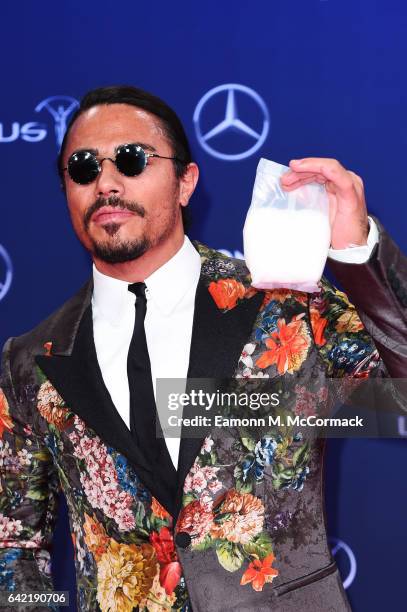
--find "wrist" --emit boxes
[330,221,370,250]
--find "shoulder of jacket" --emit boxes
[3,278,92,365]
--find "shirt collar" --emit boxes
[92,236,201,325]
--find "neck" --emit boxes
[93,228,186,282]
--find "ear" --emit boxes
[179,163,199,207]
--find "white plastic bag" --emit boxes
[243,158,331,292]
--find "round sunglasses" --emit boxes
[64,143,183,185]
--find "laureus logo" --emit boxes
[329,537,357,589]
[35,96,79,148]
[0,244,13,302]
[0,96,79,147]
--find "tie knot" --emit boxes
[128,282,147,300]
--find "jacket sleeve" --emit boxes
[327,216,407,377]
[309,272,407,435]
[0,337,60,599]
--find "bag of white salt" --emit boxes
[243,158,331,292]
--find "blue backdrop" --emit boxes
[1,1,406,610]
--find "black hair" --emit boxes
[57,85,193,228]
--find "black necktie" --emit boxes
[127,282,157,455]
[127,283,177,507]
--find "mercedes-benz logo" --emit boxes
[0,244,13,302]
[329,537,357,589]
[193,84,270,161]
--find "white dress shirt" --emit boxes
[92,220,379,469]
[92,236,201,469]
[328,216,379,264]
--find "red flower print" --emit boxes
[177,500,214,545]
[160,561,182,595]
[0,389,13,439]
[150,528,181,595]
[256,315,310,374]
[151,497,171,521]
[43,341,53,357]
[310,308,328,346]
[150,527,176,564]
[240,554,279,591]
[208,279,246,310]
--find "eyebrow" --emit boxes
[71,142,158,156]
[133,142,157,153]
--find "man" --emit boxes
[0,85,405,612]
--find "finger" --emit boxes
[348,171,365,196]
[281,170,320,185]
[284,173,331,187]
[289,158,354,194]
[281,175,325,191]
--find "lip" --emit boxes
[92,206,135,225]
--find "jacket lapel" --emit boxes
[33,243,264,520]
[35,282,175,514]
[175,251,264,518]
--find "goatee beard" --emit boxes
[90,235,151,264]
[85,195,151,263]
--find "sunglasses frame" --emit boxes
[63,143,184,185]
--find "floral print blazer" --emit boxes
[0,237,402,612]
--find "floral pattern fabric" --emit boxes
[0,242,383,610]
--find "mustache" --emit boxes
[84,196,146,228]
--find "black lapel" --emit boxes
[174,278,264,518]
[35,304,176,515]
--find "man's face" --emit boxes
[63,104,187,264]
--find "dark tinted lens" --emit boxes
[68,151,100,185]
[115,144,146,176]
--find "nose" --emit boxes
[94,158,125,199]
